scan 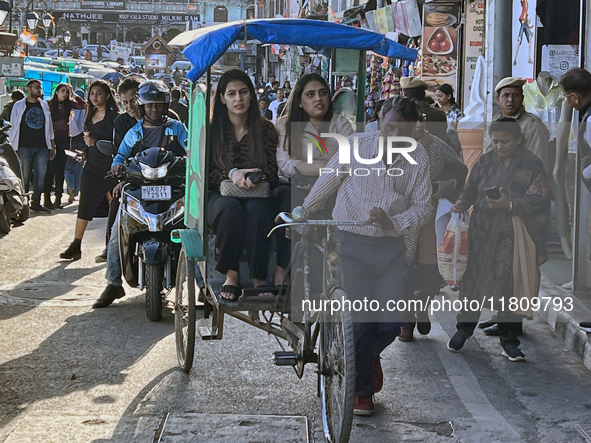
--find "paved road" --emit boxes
[1,205,591,442]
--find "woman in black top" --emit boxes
[208,69,279,301]
[60,80,120,261]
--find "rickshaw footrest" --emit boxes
[198,326,221,340]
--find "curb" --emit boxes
[537,275,591,371]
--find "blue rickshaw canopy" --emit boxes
[169,18,418,82]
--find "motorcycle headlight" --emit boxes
[140,163,168,180]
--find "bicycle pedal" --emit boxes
[273,351,298,366]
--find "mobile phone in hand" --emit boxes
[484,186,501,200]
[246,171,262,184]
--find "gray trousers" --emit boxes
[337,230,405,397]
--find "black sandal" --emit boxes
[253,286,278,298]
[219,285,241,302]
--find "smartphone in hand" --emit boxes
[484,186,502,200]
[246,171,262,184]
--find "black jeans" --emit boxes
[44,135,69,204]
[338,230,405,397]
[207,192,273,280]
[271,183,291,270]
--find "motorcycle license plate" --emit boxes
[141,185,171,201]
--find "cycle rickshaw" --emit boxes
[168,19,417,443]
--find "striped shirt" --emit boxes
[302,131,432,240]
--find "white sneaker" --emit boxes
[562,280,573,290]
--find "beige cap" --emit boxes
[495,77,526,93]
[400,76,428,90]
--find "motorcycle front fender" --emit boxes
[138,238,166,264]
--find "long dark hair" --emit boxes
[282,73,334,157]
[437,83,456,106]
[84,80,119,130]
[48,83,71,119]
[210,69,265,171]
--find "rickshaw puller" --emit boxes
[296,97,432,416]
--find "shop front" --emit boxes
[52,11,201,44]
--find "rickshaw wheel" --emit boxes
[319,288,355,443]
[175,248,196,373]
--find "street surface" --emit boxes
[1,203,591,442]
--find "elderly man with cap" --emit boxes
[400,77,453,151]
[493,77,550,173]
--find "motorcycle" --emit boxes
[0,122,29,234]
[98,142,186,321]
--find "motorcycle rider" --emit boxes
[93,80,188,308]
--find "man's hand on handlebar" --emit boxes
[112,164,125,177]
[368,207,395,231]
[231,168,261,190]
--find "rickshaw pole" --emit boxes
[356,50,366,132]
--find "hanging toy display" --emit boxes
[381,63,401,100]
[364,53,384,119]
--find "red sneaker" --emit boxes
[354,395,374,416]
[371,356,383,393]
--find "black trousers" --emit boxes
[207,192,274,280]
[271,183,291,270]
[403,262,441,322]
[456,277,524,348]
[43,135,69,203]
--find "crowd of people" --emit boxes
[6,65,591,418]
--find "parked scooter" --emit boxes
[0,122,29,234]
[98,142,185,321]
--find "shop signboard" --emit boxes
[421,3,460,94]
[511,0,537,80]
[53,11,199,25]
[462,1,485,107]
[81,0,125,10]
[541,45,580,79]
[146,54,167,68]
[0,57,23,77]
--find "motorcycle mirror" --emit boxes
[96,140,117,156]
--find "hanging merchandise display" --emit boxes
[421,3,461,95]
[512,0,537,80]
[364,53,386,119]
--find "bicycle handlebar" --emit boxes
[268,212,375,237]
